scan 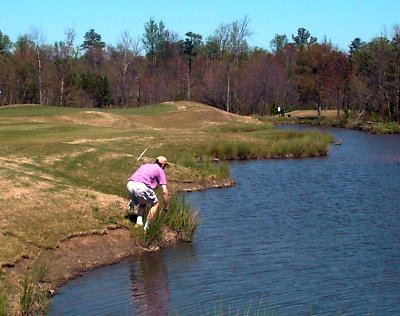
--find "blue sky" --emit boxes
[1,0,399,52]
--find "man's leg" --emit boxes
[136,204,146,225]
[144,201,159,230]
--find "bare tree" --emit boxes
[393,24,400,121]
[30,27,45,105]
[224,17,252,112]
[229,16,252,64]
[115,31,142,106]
[55,28,75,106]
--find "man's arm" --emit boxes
[161,184,169,211]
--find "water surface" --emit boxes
[49,126,400,315]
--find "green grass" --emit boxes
[0,103,176,117]
[0,293,6,316]
[0,119,129,144]
[370,122,400,134]
[98,103,177,115]
[19,260,50,315]
[0,105,85,117]
[0,271,6,316]
[204,121,273,133]
[204,129,333,160]
[164,194,198,241]
[19,274,35,314]
[129,193,198,246]
[177,155,230,179]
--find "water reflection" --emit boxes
[128,253,169,316]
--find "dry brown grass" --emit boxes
[20,111,137,128]
[0,102,262,266]
[0,164,126,266]
[286,109,342,118]
[8,101,259,130]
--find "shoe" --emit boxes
[136,216,143,226]
[127,200,134,210]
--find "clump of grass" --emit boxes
[265,131,333,157]
[177,153,197,169]
[0,295,6,316]
[206,130,333,160]
[372,122,400,134]
[205,121,272,133]
[128,193,198,247]
[213,161,230,179]
[195,158,230,179]
[164,194,198,242]
[0,277,6,316]
[177,154,230,180]
[19,260,50,315]
[31,260,48,283]
[141,213,164,245]
[19,274,35,314]
[207,140,256,160]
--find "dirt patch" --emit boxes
[286,110,341,118]
[65,136,133,144]
[42,227,145,287]
[2,227,158,314]
[160,102,261,128]
[42,147,97,165]
[25,111,137,129]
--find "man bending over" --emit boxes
[127,156,169,230]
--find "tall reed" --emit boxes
[164,194,198,242]
[0,269,7,316]
[177,155,230,179]
[129,193,198,246]
[19,274,34,314]
[0,291,6,316]
[19,260,49,315]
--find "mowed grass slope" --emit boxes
[0,101,333,265]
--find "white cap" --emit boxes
[155,156,168,165]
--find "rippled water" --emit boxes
[49,126,400,315]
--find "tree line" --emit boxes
[0,18,399,121]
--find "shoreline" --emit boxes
[270,117,400,134]
[3,155,321,314]
[0,102,334,314]
[2,178,237,314]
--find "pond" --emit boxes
[48,126,400,315]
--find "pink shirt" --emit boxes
[128,163,167,189]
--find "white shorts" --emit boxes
[127,181,158,206]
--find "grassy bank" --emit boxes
[258,110,400,134]
[0,101,332,314]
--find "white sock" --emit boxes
[136,216,143,225]
[144,221,149,230]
